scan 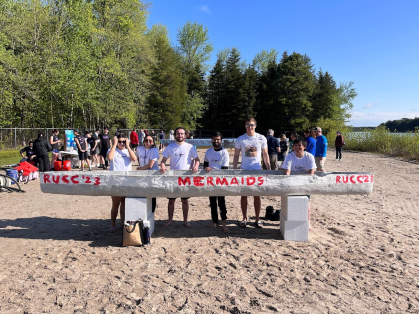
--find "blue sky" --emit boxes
[147,0,419,127]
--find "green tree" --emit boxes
[277,52,315,131]
[147,25,187,129]
[176,21,213,71]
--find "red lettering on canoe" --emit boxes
[52,175,60,184]
[246,177,255,186]
[178,177,191,186]
[44,174,51,183]
[193,176,204,186]
[230,177,239,185]
[62,175,69,184]
[216,177,229,186]
[71,175,79,184]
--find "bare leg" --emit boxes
[120,197,125,228]
[163,199,175,227]
[86,158,91,170]
[51,152,58,169]
[254,196,261,222]
[110,196,122,229]
[182,199,191,228]
[221,220,229,232]
[241,196,248,221]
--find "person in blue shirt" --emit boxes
[304,129,316,156]
[314,127,327,171]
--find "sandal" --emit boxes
[256,221,263,228]
[239,220,247,228]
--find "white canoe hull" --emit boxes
[40,170,374,197]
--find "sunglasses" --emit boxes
[245,123,255,127]
[144,139,153,143]
[118,141,126,144]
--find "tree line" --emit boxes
[379,117,419,132]
[0,0,356,133]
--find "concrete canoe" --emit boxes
[40,170,374,197]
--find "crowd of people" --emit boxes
[18,123,344,233]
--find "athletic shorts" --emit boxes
[78,151,88,161]
[315,157,326,170]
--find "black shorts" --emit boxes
[100,149,109,158]
[78,151,88,161]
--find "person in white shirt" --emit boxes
[281,138,316,231]
[204,132,230,232]
[136,134,160,212]
[233,117,270,228]
[107,133,137,232]
[160,127,200,228]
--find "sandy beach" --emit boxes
[1,149,418,313]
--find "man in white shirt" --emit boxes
[204,132,230,232]
[233,117,270,228]
[281,138,316,230]
[160,127,200,228]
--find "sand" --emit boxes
[0,149,418,313]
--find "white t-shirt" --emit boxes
[204,147,229,169]
[281,151,316,172]
[136,146,159,170]
[108,148,132,171]
[162,142,198,170]
[235,132,267,170]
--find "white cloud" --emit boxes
[199,5,211,14]
[348,111,419,127]
[363,100,379,109]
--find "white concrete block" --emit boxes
[125,197,155,235]
[281,195,308,221]
[280,213,309,241]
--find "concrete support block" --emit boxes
[281,195,308,221]
[280,213,309,241]
[125,197,154,235]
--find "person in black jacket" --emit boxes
[33,133,52,172]
[20,141,37,163]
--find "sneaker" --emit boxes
[335,158,339,161]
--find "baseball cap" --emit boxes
[74,129,80,134]
[313,127,322,132]
[337,131,341,134]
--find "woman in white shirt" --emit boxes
[107,133,137,232]
[136,135,160,212]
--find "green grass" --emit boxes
[0,149,21,166]
[343,127,419,160]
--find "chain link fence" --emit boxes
[0,128,293,150]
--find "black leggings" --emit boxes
[37,154,50,172]
[209,196,227,224]
[100,150,109,167]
